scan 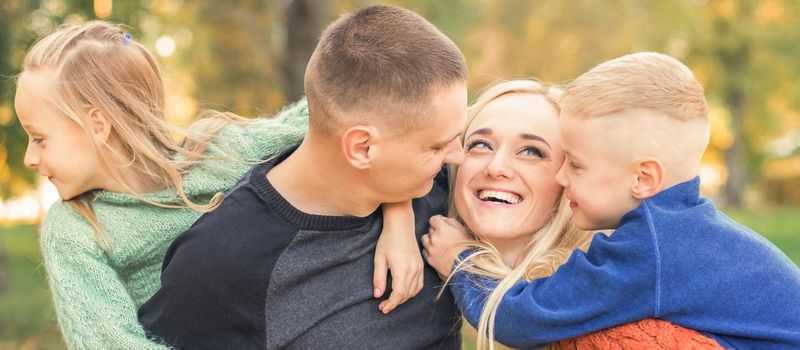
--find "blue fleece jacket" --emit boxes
[451,177,800,349]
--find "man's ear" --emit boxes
[88,108,112,142]
[631,157,665,200]
[341,125,381,170]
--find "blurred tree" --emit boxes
[689,0,800,206]
[1,0,39,200]
[283,0,329,102]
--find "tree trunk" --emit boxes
[724,87,746,207]
[283,0,328,102]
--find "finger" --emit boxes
[381,276,408,314]
[444,217,461,228]
[421,234,432,249]
[372,257,387,298]
[416,270,425,295]
[422,248,430,262]
[429,214,445,228]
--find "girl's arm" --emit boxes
[218,98,309,161]
[374,200,423,314]
[40,208,171,350]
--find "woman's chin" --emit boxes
[469,222,525,243]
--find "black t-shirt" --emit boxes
[138,146,461,349]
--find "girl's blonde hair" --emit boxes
[21,21,252,251]
[446,80,594,350]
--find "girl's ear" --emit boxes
[88,108,112,142]
[341,125,381,170]
[631,156,665,200]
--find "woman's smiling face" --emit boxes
[454,92,565,247]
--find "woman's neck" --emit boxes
[487,235,531,268]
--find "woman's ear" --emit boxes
[341,125,381,170]
[88,108,112,142]
[631,157,665,200]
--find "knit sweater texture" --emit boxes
[451,177,800,349]
[556,318,724,350]
[39,99,309,349]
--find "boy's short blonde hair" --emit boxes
[560,52,707,123]
[560,52,710,184]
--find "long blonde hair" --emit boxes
[446,80,594,349]
[21,21,252,251]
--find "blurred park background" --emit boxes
[0,0,798,348]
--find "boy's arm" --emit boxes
[450,229,659,348]
[421,214,472,280]
[374,200,424,314]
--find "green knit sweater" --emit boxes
[39,100,309,349]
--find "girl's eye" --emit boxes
[31,137,44,145]
[520,146,544,158]
[466,140,492,152]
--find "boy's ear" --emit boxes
[88,108,112,142]
[631,157,665,200]
[341,125,381,170]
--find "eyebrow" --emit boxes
[564,151,583,163]
[434,132,462,148]
[467,128,551,148]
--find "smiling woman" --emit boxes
[454,90,567,268]
[440,80,593,349]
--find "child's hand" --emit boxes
[421,215,471,280]
[374,201,424,314]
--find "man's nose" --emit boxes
[443,137,464,165]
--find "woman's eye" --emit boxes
[466,140,492,152]
[520,146,544,158]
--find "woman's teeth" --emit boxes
[478,190,522,204]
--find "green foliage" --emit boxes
[0,224,64,349]
[724,206,800,263]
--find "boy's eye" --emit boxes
[520,146,544,158]
[466,140,492,152]
[568,161,580,171]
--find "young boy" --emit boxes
[426,52,800,349]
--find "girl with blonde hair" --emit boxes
[422,80,725,349]
[16,21,420,349]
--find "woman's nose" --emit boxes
[485,152,513,179]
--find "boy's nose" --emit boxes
[555,161,568,186]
